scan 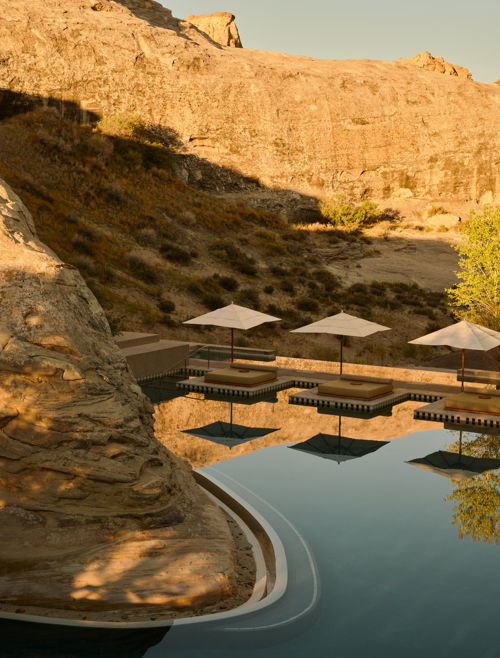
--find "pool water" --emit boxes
[5,424,498,658]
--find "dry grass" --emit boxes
[0,109,454,365]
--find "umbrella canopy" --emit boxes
[183,303,280,361]
[409,320,500,391]
[291,312,391,373]
[406,450,500,482]
[290,432,388,465]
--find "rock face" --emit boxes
[0,1,499,207]
[187,12,242,48]
[397,51,473,79]
[0,178,236,611]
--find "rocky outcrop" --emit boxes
[187,12,242,47]
[397,51,472,79]
[0,1,499,207]
[0,178,237,611]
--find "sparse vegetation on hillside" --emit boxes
[0,108,454,366]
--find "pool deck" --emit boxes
[176,358,499,427]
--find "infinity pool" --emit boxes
[5,424,499,658]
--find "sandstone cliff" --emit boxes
[0,0,498,206]
[397,51,472,79]
[187,12,242,48]
[0,178,238,612]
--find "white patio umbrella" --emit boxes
[291,311,391,374]
[409,320,500,391]
[183,303,280,362]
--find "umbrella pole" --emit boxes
[461,349,465,392]
[231,328,234,363]
[339,336,344,375]
[229,403,233,432]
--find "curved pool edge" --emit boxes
[0,471,299,631]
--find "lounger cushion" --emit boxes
[205,368,277,386]
[444,392,500,415]
[317,379,393,400]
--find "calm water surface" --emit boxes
[5,424,499,658]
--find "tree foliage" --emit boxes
[319,194,381,231]
[446,205,500,330]
[445,434,500,545]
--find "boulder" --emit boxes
[0,178,237,612]
[186,12,243,48]
[398,51,472,79]
[426,212,461,229]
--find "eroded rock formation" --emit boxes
[187,12,242,47]
[397,51,472,79]
[0,1,499,207]
[0,178,237,612]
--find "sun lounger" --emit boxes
[317,377,393,400]
[204,367,277,387]
[444,392,500,416]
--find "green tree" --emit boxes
[446,205,500,330]
[319,194,380,231]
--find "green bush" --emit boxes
[320,195,381,231]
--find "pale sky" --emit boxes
[163,0,499,83]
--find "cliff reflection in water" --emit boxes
[154,388,439,469]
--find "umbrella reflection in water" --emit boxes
[406,431,500,482]
[290,416,389,464]
[182,402,279,448]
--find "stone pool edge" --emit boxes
[0,472,288,630]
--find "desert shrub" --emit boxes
[296,297,319,313]
[280,280,296,296]
[307,281,319,291]
[427,205,448,216]
[187,276,224,300]
[235,336,250,347]
[218,276,239,292]
[159,299,176,313]
[73,256,96,276]
[238,288,260,309]
[160,242,192,264]
[71,237,95,256]
[269,265,288,277]
[102,181,127,204]
[63,213,79,225]
[320,194,381,231]
[128,253,161,284]
[265,304,283,316]
[369,281,387,297]
[202,294,225,310]
[211,241,257,276]
[348,282,369,295]
[136,228,158,247]
[311,269,341,289]
[263,285,274,294]
[77,227,98,242]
